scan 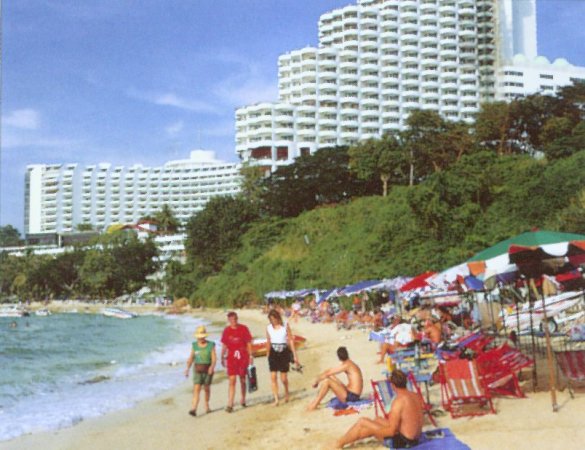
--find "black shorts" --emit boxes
[268,347,291,372]
[345,391,360,403]
[391,432,419,448]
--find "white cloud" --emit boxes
[127,88,220,114]
[206,52,279,108]
[3,109,40,130]
[164,120,184,137]
[214,77,279,108]
[1,133,80,149]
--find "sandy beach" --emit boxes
[2,307,584,450]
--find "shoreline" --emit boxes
[2,307,585,450]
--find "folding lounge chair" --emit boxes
[407,371,438,427]
[436,332,494,361]
[555,349,585,398]
[440,359,495,418]
[476,344,533,398]
[371,378,395,419]
[384,428,471,450]
[371,376,437,427]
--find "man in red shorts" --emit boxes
[221,311,253,412]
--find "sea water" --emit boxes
[0,312,214,442]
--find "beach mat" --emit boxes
[326,397,373,412]
[384,428,470,449]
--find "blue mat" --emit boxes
[384,428,470,449]
[326,397,372,410]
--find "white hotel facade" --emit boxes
[235,0,585,170]
[25,151,241,234]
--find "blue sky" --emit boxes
[2,0,585,232]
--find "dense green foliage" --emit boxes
[0,232,158,300]
[0,225,21,247]
[186,150,585,306]
[258,147,378,218]
[174,85,585,307]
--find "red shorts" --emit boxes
[226,353,249,377]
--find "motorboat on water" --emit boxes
[35,308,52,316]
[103,307,137,319]
[0,305,29,317]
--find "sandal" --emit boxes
[225,406,233,413]
[188,410,197,417]
[241,403,247,408]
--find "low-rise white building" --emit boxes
[25,150,241,234]
[496,55,585,100]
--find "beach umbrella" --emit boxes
[508,241,585,413]
[338,279,383,296]
[399,271,436,293]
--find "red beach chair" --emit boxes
[555,349,585,398]
[440,359,495,418]
[371,378,395,419]
[476,344,533,398]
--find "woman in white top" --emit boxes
[266,309,300,406]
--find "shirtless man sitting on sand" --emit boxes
[307,346,363,411]
[333,370,423,449]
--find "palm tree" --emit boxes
[154,204,180,234]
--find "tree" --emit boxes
[401,110,476,184]
[185,196,259,274]
[153,204,180,234]
[0,225,21,247]
[76,223,94,232]
[552,188,585,234]
[79,232,159,298]
[542,121,585,160]
[239,163,266,210]
[259,147,377,217]
[348,134,408,196]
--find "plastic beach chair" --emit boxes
[554,349,585,398]
[439,359,495,418]
[384,428,471,450]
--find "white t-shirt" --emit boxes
[267,323,288,345]
[388,323,414,346]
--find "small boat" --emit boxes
[35,309,52,316]
[103,308,137,319]
[0,305,27,318]
[251,335,307,357]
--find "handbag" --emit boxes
[247,364,258,393]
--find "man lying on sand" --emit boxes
[307,346,363,411]
[332,370,423,449]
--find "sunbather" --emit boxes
[333,370,423,449]
[377,316,415,364]
[307,346,363,411]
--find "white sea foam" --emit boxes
[0,314,221,442]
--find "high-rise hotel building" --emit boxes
[25,151,241,234]
[235,0,585,170]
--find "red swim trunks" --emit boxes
[226,351,250,377]
[221,324,252,377]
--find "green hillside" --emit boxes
[191,151,585,307]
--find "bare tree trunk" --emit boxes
[409,149,414,186]
[381,174,390,197]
